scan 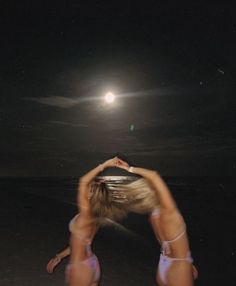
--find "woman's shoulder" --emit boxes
[69,213,80,231]
[69,213,96,231]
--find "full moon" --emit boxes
[104,92,115,103]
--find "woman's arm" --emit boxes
[77,157,120,214]
[132,167,177,212]
[117,160,177,213]
[56,246,71,259]
[46,246,70,273]
[117,159,186,238]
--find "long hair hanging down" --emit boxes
[89,178,159,224]
[89,182,129,224]
[109,178,160,214]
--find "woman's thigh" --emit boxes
[66,262,95,286]
[156,270,165,286]
[167,261,193,286]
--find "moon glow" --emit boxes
[104,92,115,103]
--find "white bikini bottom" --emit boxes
[158,252,193,285]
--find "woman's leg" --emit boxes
[156,259,168,286]
[156,271,165,286]
[156,256,194,286]
[66,255,101,286]
[66,263,94,286]
[167,261,193,286]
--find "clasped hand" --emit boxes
[102,157,130,171]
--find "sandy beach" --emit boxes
[0,177,235,286]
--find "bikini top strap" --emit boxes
[161,226,186,255]
[165,226,186,243]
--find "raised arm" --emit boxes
[117,159,187,239]
[132,168,176,212]
[117,159,177,213]
[77,157,120,214]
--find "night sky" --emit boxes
[0,1,235,176]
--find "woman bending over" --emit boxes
[117,159,198,286]
[66,157,131,286]
[46,160,160,278]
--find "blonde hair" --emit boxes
[89,182,129,225]
[89,178,159,224]
[109,178,159,214]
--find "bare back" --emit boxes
[149,208,191,258]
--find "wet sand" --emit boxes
[0,177,235,285]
